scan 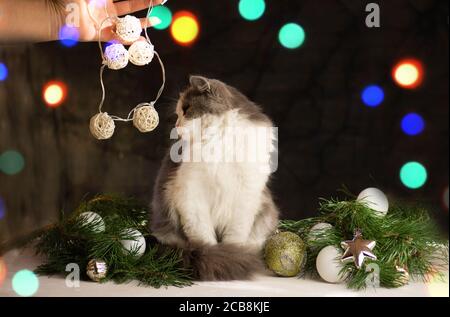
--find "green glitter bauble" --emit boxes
[264,231,307,277]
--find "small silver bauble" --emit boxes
[86,259,108,282]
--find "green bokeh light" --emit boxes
[400,161,428,189]
[239,0,266,21]
[148,6,173,30]
[12,270,39,297]
[0,150,25,175]
[279,23,305,49]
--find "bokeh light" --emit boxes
[443,186,449,211]
[0,62,8,81]
[43,81,67,107]
[279,23,305,49]
[149,5,173,30]
[401,113,425,136]
[426,272,449,297]
[361,85,384,107]
[0,196,5,219]
[0,258,7,287]
[0,150,25,175]
[392,59,424,89]
[171,11,200,46]
[400,161,427,189]
[239,0,266,21]
[58,25,80,47]
[12,269,39,297]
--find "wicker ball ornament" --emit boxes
[115,15,142,43]
[133,105,159,132]
[90,112,115,140]
[129,41,155,66]
[103,43,129,70]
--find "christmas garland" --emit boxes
[25,190,448,289]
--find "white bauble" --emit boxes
[308,223,333,242]
[128,41,155,66]
[79,211,105,233]
[103,43,129,70]
[120,229,146,257]
[316,246,345,283]
[357,187,389,215]
[115,15,142,43]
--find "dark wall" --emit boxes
[0,0,448,242]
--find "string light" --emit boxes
[361,85,384,107]
[12,270,39,297]
[0,150,25,175]
[149,5,173,30]
[400,161,427,189]
[43,81,67,107]
[0,62,8,81]
[279,23,305,49]
[239,0,266,21]
[171,11,200,46]
[392,59,424,89]
[58,25,80,47]
[401,113,425,136]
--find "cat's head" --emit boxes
[175,76,233,129]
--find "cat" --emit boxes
[150,76,279,281]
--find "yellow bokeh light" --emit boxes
[43,81,67,107]
[171,11,199,46]
[392,59,424,89]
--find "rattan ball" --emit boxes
[115,15,142,43]
[90,112,115,140]
[129,41,155,66]
[103,43,129,70]
[133,105,159,133]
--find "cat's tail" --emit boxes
[182,243,265,281]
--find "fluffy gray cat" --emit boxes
[151,76,279,280]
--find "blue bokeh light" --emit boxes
[361,85,384,107]
[0,63,8,81]
[58,25,80,47]
[12,270,39,297]
[401,113,425,136]
[0,197,5,219]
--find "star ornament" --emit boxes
[340,230,377,269]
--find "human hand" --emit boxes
[0,0,165,43]
[59,0,165,43]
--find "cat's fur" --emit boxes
[150,76,279,280]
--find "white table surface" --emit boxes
[1,248,448,297]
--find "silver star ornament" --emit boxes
[341,230,377,269]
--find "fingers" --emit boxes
[114,0,164,16]
[140,16,162,28]
[99,25,115,43]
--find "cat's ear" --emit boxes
[189,75,211,93]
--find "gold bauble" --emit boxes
[264,231,307,277]
[86,259,108,282]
